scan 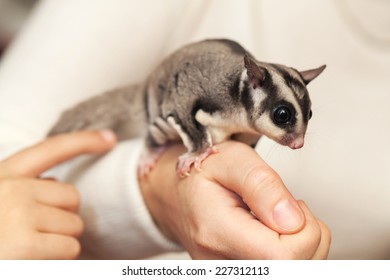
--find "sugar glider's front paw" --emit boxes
[176,146,218,178]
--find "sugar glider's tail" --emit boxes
[47,84,147,141]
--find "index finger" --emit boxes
[1,130,116,177]
[202,141,305,234]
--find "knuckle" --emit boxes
[71,214,84,237]
[310,219,326,249]
[69,186,81,205]
[63,184,81,209]
[241,165,282,198]
[65,239,82,259]
[247,165,279,187]
[319,220,332,245]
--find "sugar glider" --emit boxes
[48,39,326,177]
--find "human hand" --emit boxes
[140,141,330,259]
[0,130,116,259]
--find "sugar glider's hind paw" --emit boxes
[176,146,218,178]
[137,146,169,178]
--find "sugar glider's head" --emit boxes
[243,54,325,149]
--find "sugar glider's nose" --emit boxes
[288,136,304,149]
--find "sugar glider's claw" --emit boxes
[176,146,218,178]
[181,172,191,178]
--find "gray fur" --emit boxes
[48,84,146,141]
[48,39,325,154]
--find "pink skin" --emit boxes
[281,133,305,150]
[138,146,170,178]
[288,136,305,149]
[176,146,218,178]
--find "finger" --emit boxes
[34,179,80,212]
[34,233,81,260]
[34,205,84,237]
[311,219,331,260]
[186,179,283,259]
[1,130,116,177]
[211,200,289,259]
[218,208,282,259]
[14,178,80,212]
[203,141,304,234]
[280,201,324,259]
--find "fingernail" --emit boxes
[99,129,116,143]
[272,200,304,231]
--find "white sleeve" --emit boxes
[46,138,182,259]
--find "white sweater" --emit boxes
[1,0,390,259]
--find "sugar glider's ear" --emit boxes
[300,65,326,85]
[244,54,265,89]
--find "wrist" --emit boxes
[138,144,185,244]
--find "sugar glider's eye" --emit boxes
[273,106,292,125]
[309,110,313,120]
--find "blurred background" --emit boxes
[0,0,389,260]
[0,0,36,57]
